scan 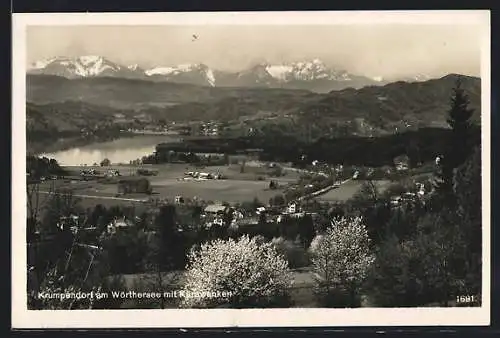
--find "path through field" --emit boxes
[38,191,149,203]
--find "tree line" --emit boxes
[151,126,480,168]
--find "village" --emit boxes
[25,149,441,311]
[33,151,435,241]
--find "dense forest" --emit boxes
[151,126,481,167]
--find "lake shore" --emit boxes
[27,132,141,156]
[33,135,179,165]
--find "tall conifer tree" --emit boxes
[435,77,474,197]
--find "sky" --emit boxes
[26,24,482,79]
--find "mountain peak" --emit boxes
[27,55,144,78]
[145,63,215,86]
[261,58,350,82]
[30,57,59,70]
[127,64,142,71]
[78,55,105,65]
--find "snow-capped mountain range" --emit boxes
[27,55,433,92]
[265,59,351,81]
[145,63,216,86]
[29,55,142,79]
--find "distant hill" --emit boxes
[150,74,481,135]
[26,73,481,147]
[26,101,139,154]
[27,74,315,110]
[26,101,135,133]
[294,74,481,133]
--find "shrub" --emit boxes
[365,234,422,307]
[100,158,111,166]
[269,166,284,177]
[309,216,374,307]
[118,178,152,195]
[93,275,127,309]
[99,227,150,274]
[232,221,281,240]
[327,203,346,220]
[269,194,286,206]
[351,180,380,207]
[381,182,411,201]
[181,236,292,308]
[136,178,153,194]
[271,237,310,269]
[453,147,481,294]
[367,210,470,307]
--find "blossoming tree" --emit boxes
[181,236,292,308]
[310,216,375,307]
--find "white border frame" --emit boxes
[12,10,491,328]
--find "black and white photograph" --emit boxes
[12,10,490,328]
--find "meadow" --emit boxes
[34,163,302,208]
[317,180,392,202]
[34,162,403,208]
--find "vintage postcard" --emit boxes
[12,10,491,328]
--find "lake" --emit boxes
[41,135,179,166]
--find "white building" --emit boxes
[107,216,134,234]
[204,204,228,216]
[105,169,120,177]
[287,202,298,214]
[206,217,224,228]
[256,207,266,215]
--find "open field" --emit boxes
[32,163,300,208]
[151,179,282,203]
[65,163,300,181]
[33,163,400,208]
[36,178,284,205]
[316,180,392,202]
[34,162,416,208]
[29,187,150,211]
